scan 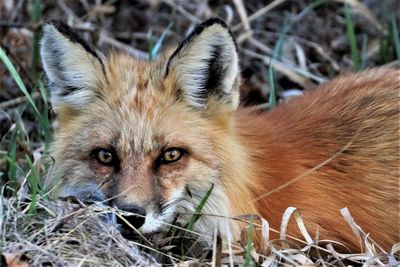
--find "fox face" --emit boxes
[41,19,252,237]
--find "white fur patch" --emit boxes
[139,182,237,244]
[179,182,239,244]
[140,188,183,233]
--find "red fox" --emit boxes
[40,19,399,251]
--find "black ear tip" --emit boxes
[190,17,235,43]
[199,18,229,29]
[42,20,74,36]
[45,19,66,27]
[40,20,101,62]
[42,20,63,32]
[193,18,231,35]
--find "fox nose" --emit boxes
[117,206,146,230]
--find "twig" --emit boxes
[0,45,35,86]
[333,0,382,31]
[232,0,253,42]
[232,0,287,32]
[9,0,26,22]
[248,37,273,55]
[0,92,42,109]
[98,31,148,59]
[57,0,82,24]
[162,0,201,24]
[251,31,341,71]
[242,48,325,87]
[0,21,38,30]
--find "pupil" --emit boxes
[101,151,111,161]
[161,148,183,163]
[166,150,177,160]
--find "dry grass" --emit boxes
[1,0,399,266]
[1,195,158,266]
[2,190,399,266]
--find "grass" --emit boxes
[0,0,49,224]
[185,183,214,232]
[0,47,49,212]
[149,22,174,60]
[390,15,400,64]
[244,216,255,267]
[1,1,399,266]
[268,0,326,108]
[31,0,42,81]
[344,2,361,71]
[25,155,40,214]
[5,128,18,192]
[0,48,50,139]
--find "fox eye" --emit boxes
[161,148,185,164]
[94,148,115,166]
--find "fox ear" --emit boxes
[165,18,240,110]
[40,21,105,111]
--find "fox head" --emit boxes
[41,19,253,239]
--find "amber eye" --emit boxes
[161,148,185,164]
[94,149,114,166]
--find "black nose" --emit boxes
[117,206,146,233]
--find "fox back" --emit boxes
[40,19,399,252]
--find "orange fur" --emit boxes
[234,67,400,251]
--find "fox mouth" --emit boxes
[59,185,184,238]
[113,211,174,240]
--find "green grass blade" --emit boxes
[269,0,327,107]
[150,22,173,60]
[344,2,361,71]
[26,155,39,214]
[186,183,214,231]
[360,34,368,69]
[268,60,277,107]
[31,0,42,80]
[273,0,327,58]
[0,47,50,137]
[147,29,154,60]
[244,216,255,267]
[38,79,49,111]
[6,128,18,191]
[390,15,400,64]
[380,23,390,64]
[5,111,32,194]
[37,79,52,147]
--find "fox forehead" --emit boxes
[60,53,209,157]
[101,52,175,109]
[69,51,184,154]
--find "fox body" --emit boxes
[40,19,399,251]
